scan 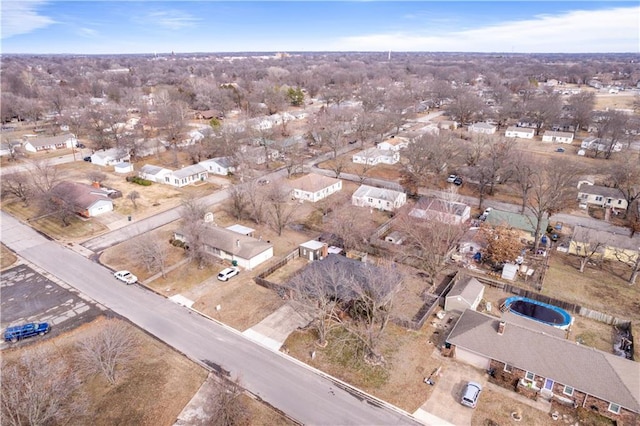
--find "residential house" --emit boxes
[23,134,77,153]
[438,120,458,130]
[505,126,535,139]
[195,109,222,120]
[91,148,130,167]
[135,138,166,158]
[241,145,279,165]
[444,274,485,312]
[114,162,133,174]
[468,122,497,135]
[542,131,574,144]
[446,309,640,425]
[174,224,273,270]
[569,225,640,265]
[409,197,471,225]
[351,184,407,212]
[289,173,342,203]
[376,136,410,151]
[164,164,208,187]
[517,118,537,128]
[299,240,328,261]
[352,147,400,165]
[458,227,487,255]
[577,182,628,211]
[580,136,623,153]
[485,210,548,242]
[138,164,173,183]
[51,181,113,217]
[417,123,440,135]
[225,224,255,237]
[199,157,236,176]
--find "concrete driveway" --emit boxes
[414,355,487,426]
[242,303,311,351]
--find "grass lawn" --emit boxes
[1,244,18,269]
[471,388,553,426]
[283,322,439,413]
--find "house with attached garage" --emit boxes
[173,224,273,270]
[351,184,407,212]
[376,136,410,151]
[164,164,208,187]
[505,126,535,139]
[289,173,342,203]
[23,133,78,153]
[352,147,400,165]
[577,181,628,212]
[91,148,130,167]
[468,122,497,135]
[542,131,574,144]
[199,157,236,176]
[138,164,172,183]
[51,181,113,217]
[446,309,640,425]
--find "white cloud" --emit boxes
[142,10,200,30]
[77,27,98,38]
[338,6,640,53]
[1,0,56,39]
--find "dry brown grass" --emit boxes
[471,387,553,426]
[1,316,208,426]
[1,244,18,269]
[283,322,439,413]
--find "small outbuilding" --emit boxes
[114,162,134,174]
[445,275,485,312]
[299,240,328,261]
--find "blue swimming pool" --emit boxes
[504,296,572,330]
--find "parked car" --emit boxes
[461,381,482,408]
[453,177,463,186]
[83,156,92,162]
[217,267,239,281]
[257,179,270,185]
[555,147,565,153]
[76,143,86,148]
[114,270,138,284]
[4,322,50,343]
[447,174,459,183]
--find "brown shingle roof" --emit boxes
[447,310,640,413]
[52,181,111,210]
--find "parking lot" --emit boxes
[1,261,105,346]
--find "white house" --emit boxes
[377,136,409,151]
[505,126,535,139]
[468,122,497,135]
[289,173,342,203]
[580,136,623,153]
[351,184,407,212]
[91,148,130,167]
[138,164,173,183]
[409,197,471,225]
[23,134,77,153]
[174,224,273,270]
[52,181,113,217]
[199,157,236,176]
[542,131,574,144]
[164,164,208,187]
[577,181,628,211]
[352,147,399,165]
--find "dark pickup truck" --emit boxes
[4,322,51,343]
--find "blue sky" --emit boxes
[1,1,638,54]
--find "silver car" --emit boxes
[461,381,482,408]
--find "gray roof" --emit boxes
[506,126,534,134]
[410,197,469,218]
[140,164,169,176]
[543,130,573,138]
[355,147,397,159]
[290,173,340,193]
[447,276,484,307]
[352,184,404,202]
[51,181,111,210]
[571,225,640,252]
[196,225,272,260]
[578,183,625,200]
[469,122,496,130]
[201,157,234,168]
[447,310,640,413]
[26,134,74,148]
[172,164,206,179]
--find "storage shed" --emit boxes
[445,275,485,312]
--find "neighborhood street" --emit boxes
[1,211,426,426]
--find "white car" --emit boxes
[114,270,138,284]
[446,174,459,183]
[217,267,239,282]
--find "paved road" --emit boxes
[0,150,89,176]
[1,212,425,425]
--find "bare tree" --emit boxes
[265,184,297,236]
[445,87,485,125]
[287,259,348,346]
[566,91,595,134]
[180,196,210,268]
[394,206,466,287]
[86,170,108,185]
[609,154,640,214]
[128,190,140,209]
[1,172,33,205]
[28,159,61,195]
[510,153,536,213]
[571,226,606,273]
[594,110,629,159]
[526,158,582,249]
[76,317,139,385]
[37,183,80,226]
[134,233,169,278]
[1,348,85,426]
[227,183,250,220]
[204,377,250,426]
